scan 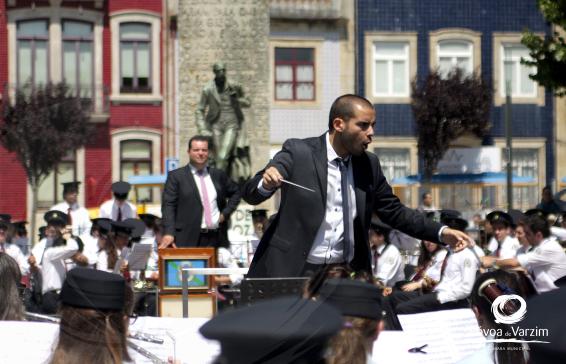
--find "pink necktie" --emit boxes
[198,170,214,228]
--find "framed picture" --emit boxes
[158,293,216,318]
[158,248,216,292]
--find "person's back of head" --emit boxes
[471,270,532,364]
[50,268,132,364]
[0,253,23,321]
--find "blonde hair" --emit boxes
[327,316,378,364]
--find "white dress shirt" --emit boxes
[217,247,243,285]
[435,248,479,304]
[40,238,78,293]
[424,249,448,282]
[189,165,220,229]
[99,199,137,221]
[488,235,520,259]
[307,133,357,264]
[1,242,29,275]
[517,237,566,293]
[372,243,405,286]
[78,233,100,267]
[51,201,92,236]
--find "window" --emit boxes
[62,20,94,100]
[17,19,49,86]
[511,149,538,209]
[437,40,473,77]
[501,44,536,97]
[375,148,410,182]
[372,42,409,97]
[120,23,151,93]
[274,48,315,101]
[37,151,76,207]
[120,140,152,202]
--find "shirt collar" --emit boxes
[325,132,350,164]
[189,164,208,175]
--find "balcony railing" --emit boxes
[2,83,110,123]
[270,0,342,20]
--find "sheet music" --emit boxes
[129,316,220,364]
[113,247,130,273]
[371,331,422,364]
[398,308,486,364]
[127,243,152,271]
[0,321,58,363]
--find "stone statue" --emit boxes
[196,62,251,183]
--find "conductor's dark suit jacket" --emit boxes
[162,165,241,247]
[243,134,442,277]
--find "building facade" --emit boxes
[357,0,553,210]
[0,0,174,221]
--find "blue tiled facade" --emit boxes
[357,0,554,184]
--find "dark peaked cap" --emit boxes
[62,181,80,194]
[60,267,126,310]
[486,210,513,227]
[520,287,566,364]
[44,210,68,226]
[318,278,383,320]
[200,296,342,364]
[111,181,131,195]
[123,218,146,239]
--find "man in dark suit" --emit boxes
[243,94,473,278]
[160,136,241,248]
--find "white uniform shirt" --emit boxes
[99,199,137,221]
[424,249,448,282]
[78,233,99,267]
[435,248,479,304]
[517,237,566,293]
[51,201,92,236]
[189,165,221,229]
[488,235,520,259]
[41,238,78,293]
[372,243,405,286]
[217,247,243,285]
[1,242,29,275]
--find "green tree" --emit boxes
[522,0,566,95]
[1,82,92,242]
[412,69,492,179]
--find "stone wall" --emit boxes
[177,0,270,173]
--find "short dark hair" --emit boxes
[328,94,374,130]
[188,135,210,150]
[525,215,550,238]
[421,192,431,200]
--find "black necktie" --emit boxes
[117,206,122,221]
[336,158,351,262]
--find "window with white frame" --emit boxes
[509,148,538,209]
[120,22,151,93]
[62,20,94,99]
[375,148,411,182]
[501,44,536,97]
[372,42,409,97]
[120,140,153,202]
[274,47,315,101]
[17,19,49,86]
[37,151,77,207]
[437,40,473,78]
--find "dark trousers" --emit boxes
[197,230,221,247]
[41,290,60,315]
[383,291,469,330]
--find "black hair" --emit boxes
[524,215,551,238]
[421,191,431,200]
[328,94,374,130]
[188,135,211,150]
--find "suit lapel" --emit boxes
[210,82,221,104]
[312,134,328,205]
[185,164,202,207]
[209,168,222,197]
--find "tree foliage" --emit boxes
[1,82,92,188]
[522,0,566,95]
[411,69,492,179]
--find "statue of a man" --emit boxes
[196,62,251,181]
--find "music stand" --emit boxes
[239,277,309,306]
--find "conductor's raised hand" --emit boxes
[261,166,283,191]
[441,227,474,252]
